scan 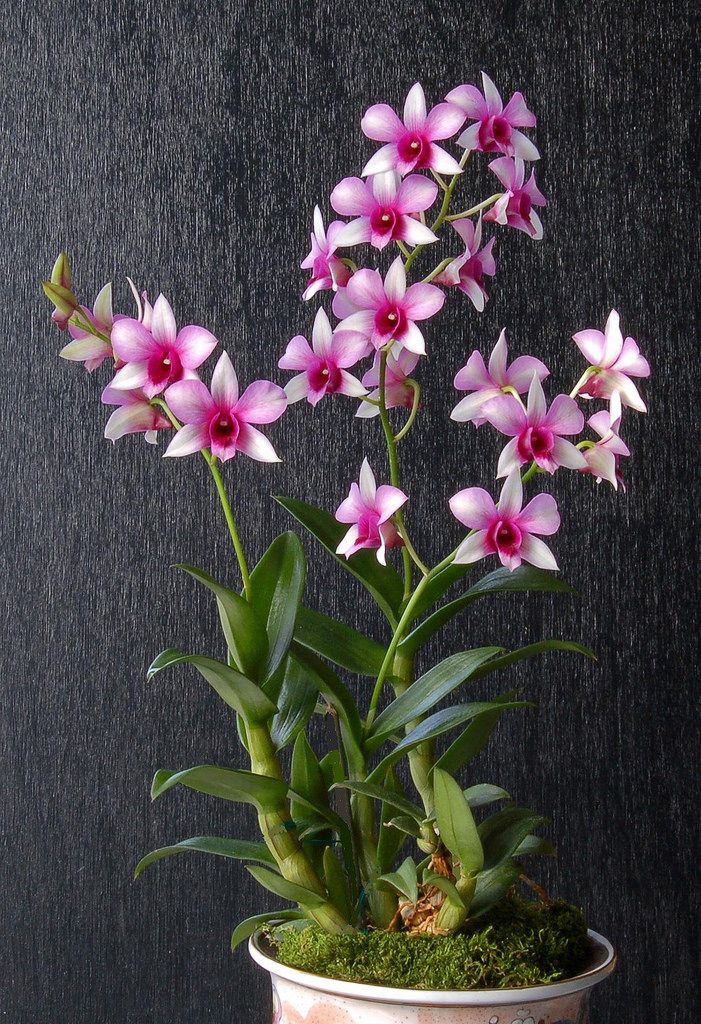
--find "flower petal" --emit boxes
[362,144,400,176]
[163,422,211,458]
[336,524,361,557]
[235,423,281,462]
[330,176,375,215]
[572,328,606,366]
[279,334,314,371]
[454,350,492,391]
[104,404,161,443]
[517,493,560,536]
[551,436,588,469]
[454,530,489,564]
[151,295,177,346]
[109,361,150,391]
[336,483,366,523]
[487,330,508,382]
[396,216,439,246]
[402,282,444,320]
[337,370,368,398]
[510,129,540,161]
[284,373,311,404]
[526,374,547,424]
[331,330,370,368]
[175,325,219,369]
[235,380,287,424]
[496,437,521,477]
[601,309,624,366]
[334,217,372,247]
[449,487,496,529]
[375,484,408,522]
[480,72,504,115]
[208,350,238,408]
[311,307,333,357]
[482,394,526,436]
[450,389,500,423]
[445,84,488,120]
[397,321,426,355]
[359,458,376,503]
[394,174,438,213]
[59,337,111,363]
[361,104,404,142]
[616,337,650,377]
[518,534,559,571]
[498,468,523,517]
[504,355,550,392]
[92,282,113,326]
[426,143,463,175]
[111,318,157,362]
[347,268,387,310]
[424,102,466,140]
[544,394,584,435]
[403,82,427,130]
[165,379,217,424]
[384,257,407,303]
[501,90,536,127]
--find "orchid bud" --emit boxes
[42,279,80,331]
[50,251,72,290]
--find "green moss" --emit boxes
[270,895,589,990]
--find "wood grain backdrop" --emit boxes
[1,1,697,1021]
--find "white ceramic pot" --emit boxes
[249,929,615,1024]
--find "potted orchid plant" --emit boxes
[44,74,649,1024]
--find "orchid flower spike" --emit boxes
[581,390,630,490]
[279,308,368,407]
[572,310,650,412]
[332,256,444,356]
[434,216,496,312]
[484,157,546,239]
[446,73,539,161]
[357,347,420,418]
[450,468,560,571]
[163,351,287,463]
[109,295,218,398]
[60,283,115,371]
[451,330,549,426]
[361,82,466,177]
[300,206,353,301]
[335,459,408,565]
[101,384,171,445]
[330,172,439,250]
[483,373,587,477]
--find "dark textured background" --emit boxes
[1,1,698,1021]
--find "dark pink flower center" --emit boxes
[518,425,554,463]
[370,206,398,237]
[513,190,532,219]
[148,347,183,387]
[398,132,429,167]
[210,411,240,447]
[478,115,513,151]
[376,303,407,340]
[312,254,332,280]
[308,359,342,394]
[487,517,522,556]
[580,372,604,398]
[357,510,381,546]
[460,254,485,287]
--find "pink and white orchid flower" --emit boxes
[109,295,218,399]
[335,459,408,565]
[356,347,420,418]
[450,468,560,571]
[332,256,444,356]
[484,157,546,239]
[301,206,353,300]
[279,308,368,407]
[330,172,439,250]
[572,310,650,412]
[60,283,115,371]
[361,83,466,178]
[483,374,587,477]
[101,384,171,445]
[434,216,496,312]
[581,390,630,490]
[446,73,539,161]
[163,352,287,463]
[451,330,549,426]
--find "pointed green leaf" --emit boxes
[423,871,465,910]
[319,750,344,790]
[463,784,512,809]
[383,815,421,838]
[331,780,424,823]
[367,701,529,782]
[368,648,503,747]
[174,564,269,678]
[465,640,597,687]
[250,533,306,679]
[399,566,576,657]
[147,650,276,721]
[323,846,352,920]
[376,856,418,903]
[150,766,287,812]
[231,910,307,951]
[479,806,547,869]
[470,861,522,918]
[134,836,276,879]
[294,606,386,676]
[515,835,557,857]
[290,733,328,822]
[270,657,319,750]
[275,496,403,624]
[435,692,516,774]
[290,645,364,774]
[246,865,328,909]
[433,768,484,875]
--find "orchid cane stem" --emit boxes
[445,192,504,222]
[377,347,414,599]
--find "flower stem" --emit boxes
[396,240,411,258]
[521,461,539,484]
[422,258,452,284]
[445,192,504,222]
[393,380,420,443]
[404,150,471,276]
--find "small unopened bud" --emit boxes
[50,251,72,290]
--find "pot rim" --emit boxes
[249,926,616,1007]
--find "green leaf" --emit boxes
[250,533,306,679]
[423,870,465,910]
[270,657,319,750]
[470,861,522,918]
[147,650,276,722]
[384,815,422,838]
[246,865,328,910]
[515,835,557,857]
[323,846,352,920]
[294,606,386,676]
[367,700,529,782]
[319,750,344,790]
[433,768,484,875]
[150,766,287,812]
[367,648,503,747]
[275,496,404,624]
[467,639,597,684]
[376,856,418,903]
[399,566,576,657]
[377,771,417,872]
[435,692,516,774]
[290,645,364,774]
[290,733,328,822]
[463,784,512,809]
[331,780,424,823]
[479,806,547,869]
[134,836,276,879]
[231,910,307,951]
[174,564,268,679]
